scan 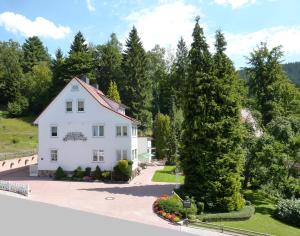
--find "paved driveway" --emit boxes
[1,166,178,229]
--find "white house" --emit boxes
[34,77,140,177]
[137,137,152,163]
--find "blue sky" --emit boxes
[0,0,299,68]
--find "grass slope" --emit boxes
[219,190,300,236]
[152,165,185,184]
[0,113,37,154]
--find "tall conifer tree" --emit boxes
[121,27,152,133]
[180,20,244,211]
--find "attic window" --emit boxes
[71,85,79,91]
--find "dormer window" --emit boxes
[77,100,84,112]
[66,101,72,112]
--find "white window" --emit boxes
[116,149,128,161]
[116,126,128,137]
[92,150,104,162]
[122,126,128,136]
[92,125,104,137]
[50,149,58,162]
[66,101,72,112]
[77,100,84,112]
[131,149,137,159]
[50,126,58,137]
[132,126,137,136]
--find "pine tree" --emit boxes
[51,48,66,96]
[121,27,152,133]
[65,32,93,80]
[107,80,121,103]
[180,20,245,211]
[171,37,188,107]
[22,36,50,73]
[94,34,122,93]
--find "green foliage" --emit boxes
[69,31,88,54]
[275,199,300,227]
[101,171,111,180]
[153,113,171,159]
[72,166,85,179]
[51,48,67,96]
[84,167,91,177]
[91,165,102,180]
[54,167,66,180]
[180,20,245,212]
[107,80,121,102]
[197,206,255,222]
[121,26,152,133]
[7,96,29,117]
[282,62,300,87]
[113,160,132,181]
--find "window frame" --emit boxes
[77,99,85,112]
[65,100,73,113]
[132,126,137,137]
[50,125,58,138]
[116,125,129,137]
[116,149,128,161]
[92,124,105,138]
[50,149,58,162]
[92,149,105,163]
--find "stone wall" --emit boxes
[0,155,37,173]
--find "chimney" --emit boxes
[92,83,99,90]
[79,75,89,84]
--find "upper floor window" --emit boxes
[93,150,104,162]
[71,85,79,91]
[132,126,137,136]
[92,125,104,137]
[77,100,85,112]
[50,126,58,137]
[50,149,58,162]
[116,126,128,137]
[66,101,72,112]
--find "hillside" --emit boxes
[239,61,300,86]
[0,111,37,154]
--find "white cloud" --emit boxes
[224,26,300,66]
[214,0,256,9]
[86,0,96,12]
[125,0,203,51]
[0,12,71,39]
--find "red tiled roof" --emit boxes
[75,77,139,124]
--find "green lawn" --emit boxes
[0,114,37,154]
[151,165,185,183]
[214,190,300,236]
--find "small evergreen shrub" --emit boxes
[275,199,300,227]
[197,206,255,222]
[54,167,66,180]
[91,165,102,180]
[102,171,111,181]
[72,166,85,179]
[84,167,92,177]
[113,160,132,181]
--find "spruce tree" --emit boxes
[65,32,93,80]
[180,20,244,211]
[51,48,66,96]
[121,27,152,133]
[107,80,121,103]
[22,36,50,73]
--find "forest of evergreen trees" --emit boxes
[0,18,299,211]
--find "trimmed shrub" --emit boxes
[102,171,111,181]
[113,160,132,181]
[91,165,102,180]
[72,166,85,179]
[197,206,255,222]
[54,167,66,180]
[275,199,300,227]
[84,167,92,177]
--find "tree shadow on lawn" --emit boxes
[78,184,176,198]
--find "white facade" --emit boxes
[137,137,152,163]
[34,78,139,174]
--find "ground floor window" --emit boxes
[92,150,104,162]
[116,149,128,161]
[50,149,58,161]
[131,149,137,159]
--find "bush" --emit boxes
[275,199,300,227]
[113,160,132,181]
[91,165,102,180]
[72,166,85,179]
[7,96,29,117]
[102,171,111,181]
[54,167,66,180]
[197,202,205,214]
[197,206,255,222]
[84,167,91,177]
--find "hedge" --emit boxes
[197,206,255,222]
[275,198,300,227]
